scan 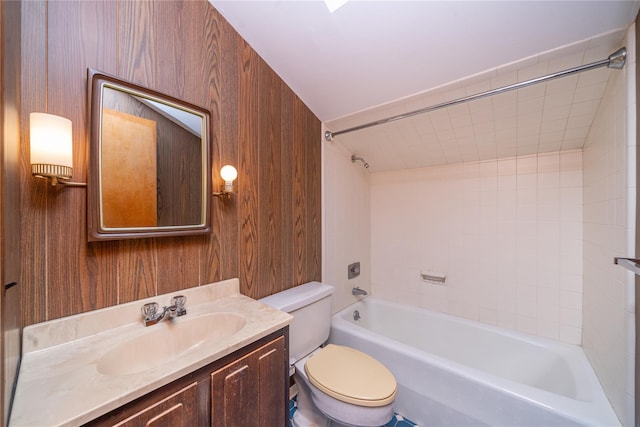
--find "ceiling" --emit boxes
[210,1,640,172]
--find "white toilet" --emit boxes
[261,282,396,427]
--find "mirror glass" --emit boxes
[88,70,211,241]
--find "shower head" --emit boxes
[351,155,369,169]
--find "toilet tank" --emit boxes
[260,282,334,365]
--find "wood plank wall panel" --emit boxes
[202,5,225,285]
[116,0,159,304]
[119,239,157,304]
[19,0,48,326]
[118,1,156,91]
[279,85,295,295]
[258,62,282,297]
[238,40,261,298]
[46,1,119,319]
[306,110,322,282]
[83,0,120,309]
[18,0,321,326]
[292,98,308,286]
[212,16,240,283]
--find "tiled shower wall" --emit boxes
[323,131,372,314]
[582,25,635,427]
[323,32,635,427]
[370,150,584,344]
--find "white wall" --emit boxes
[582,26,636,427]
[322,127,372,313]
[370,151,584,344]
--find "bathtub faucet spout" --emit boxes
[352,287,368,296]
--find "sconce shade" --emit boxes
[30,112,73,180]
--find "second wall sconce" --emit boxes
[213,164,237,198]
[30,112,86,187]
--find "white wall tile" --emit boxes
[537,152,560,172]
[498,175,517,192]
[570,99,600,117]
[560,290,582,310]
[559,325,582,345]
[581,26,635,426]
[370,150,583,345]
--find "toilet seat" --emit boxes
[304,344,397,407]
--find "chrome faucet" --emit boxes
[141,295,187,326]
[352,287,368,296]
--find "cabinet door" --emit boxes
[113,382,198,427]
[211,336,286,427]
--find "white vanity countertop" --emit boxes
[9,278,292,427]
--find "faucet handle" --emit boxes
[141,302,159,319]
[171,295,185,307]
[170,295,187,316]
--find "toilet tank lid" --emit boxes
[260,281,334,312]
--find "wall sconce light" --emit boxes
[213,164,237,197]
[30,112,86,187]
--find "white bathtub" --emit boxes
[329,298,620,427]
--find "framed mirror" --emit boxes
[87,69,211,241]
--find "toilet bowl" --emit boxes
[260,282,397,427]
[294,345,396,427]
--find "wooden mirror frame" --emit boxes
[87,69,211,241]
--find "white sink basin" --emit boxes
[97,312,246,376]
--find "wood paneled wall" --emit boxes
[19,0,321,326]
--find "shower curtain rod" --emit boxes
[324,47,627,142]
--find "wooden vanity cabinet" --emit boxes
[109,382,199,427]
[211,334,285,426]
[86,329,288,427]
